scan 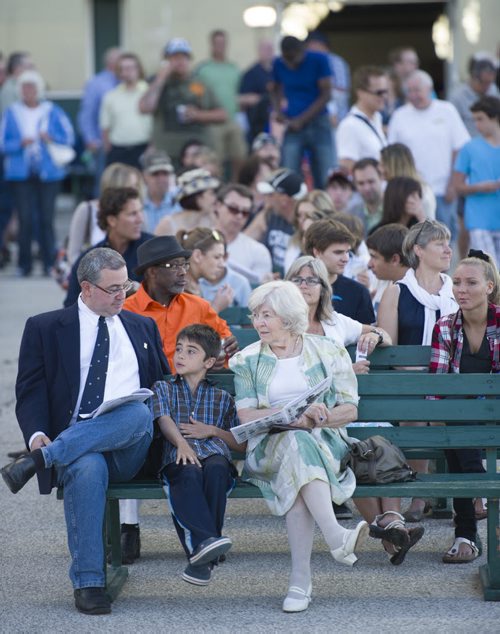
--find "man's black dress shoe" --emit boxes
[7,449,29,460]
[74,587,111,615]
[121,524,141,564]
[1,454,37,493]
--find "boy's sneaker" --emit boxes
[189,536,232,566]
[182,563,212,586]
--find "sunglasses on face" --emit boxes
[157,261,190,272]
[224,202,251,218]
[365,89,389,97]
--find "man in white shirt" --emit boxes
[388,70,470,241]
[336,66,388,175]
[1,248,168,615]
[214,183,272,283]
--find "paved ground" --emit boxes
[1,203,500,631]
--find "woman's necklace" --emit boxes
[277,335,301,359]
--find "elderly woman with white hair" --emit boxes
[229,280,368,613]
[0,69,75,276]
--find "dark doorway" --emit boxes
[319,2,446,94]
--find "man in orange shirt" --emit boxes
[124,235,237,368]
[120,235,237,563]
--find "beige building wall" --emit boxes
[453,0,499,80]
[0,0,91,93]
[0,0,274,93]
[0,0,497,93]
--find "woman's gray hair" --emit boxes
[403,220,451,269]
[17,69,46,101]
[285,255,333,322]
[249,280,309,336]
[77,248,126,285]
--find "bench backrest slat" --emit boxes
[347,424,500,448]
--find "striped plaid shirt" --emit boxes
[428,304,500,398]
[150,375,239,467]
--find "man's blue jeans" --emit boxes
[42,401,153,589]
[281,113,334,189]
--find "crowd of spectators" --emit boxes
[1,30,500,616]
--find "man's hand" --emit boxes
[287,116,304,132]
[175,439,201,467]
[30,434,52,450]
[222,335,238,359]
[179,416,215,440]
[444,181,457,203]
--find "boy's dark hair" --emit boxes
[176,324,221,360]
[304,219,354,255]
[352,157,380,174]
[97,187,140,230]
[470,96,500,124]
[332,212,364,251]
[366,223,410,266]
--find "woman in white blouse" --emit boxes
[285,255,391,372]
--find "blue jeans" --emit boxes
[11,178,60,274]
[281,113,334,189]
[42,401,153,589]
[435,195,458,243]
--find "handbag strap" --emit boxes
[353,113,387,148]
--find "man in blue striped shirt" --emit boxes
[150,324,244,585]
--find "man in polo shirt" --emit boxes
[270,36,333,188]
[119,235,238,563]
[139,38,226,169]
[304,218,375,324]
[336,66,388,175]
[141,150,180,232]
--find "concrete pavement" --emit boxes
[1,228,500,631]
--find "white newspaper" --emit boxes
[231,376,331,444]
[82,388,154,419]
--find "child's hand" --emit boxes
[179,416,215,440]
[176,441,201,467]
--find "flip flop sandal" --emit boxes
[369,511,409,550]
[390,525,425,566]
[442,537,479,564]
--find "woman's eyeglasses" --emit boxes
[290,276,321,287]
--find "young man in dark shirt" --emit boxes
[304,218,375,324]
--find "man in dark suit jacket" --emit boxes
[1,247,169,615]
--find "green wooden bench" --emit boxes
[101,360,500,602]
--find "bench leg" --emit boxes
[479,498,500,601]
[105,498,128,601]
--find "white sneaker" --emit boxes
[331,521,369,566]
[282,584,312,613]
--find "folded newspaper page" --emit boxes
[231,376,331,443]
[84,388,154,419]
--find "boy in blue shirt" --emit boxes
[150,324,243,585]
[453,96,500,266]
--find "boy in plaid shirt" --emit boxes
[150,324,244,585]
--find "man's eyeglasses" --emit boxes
[365,89,389,97]
[92,279,134,295]
[158,261,190,272]
[223,202,251,219]
[290,276,321,287]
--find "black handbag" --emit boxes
[341,435,416,485]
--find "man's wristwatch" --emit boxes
[370,328,384,345]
